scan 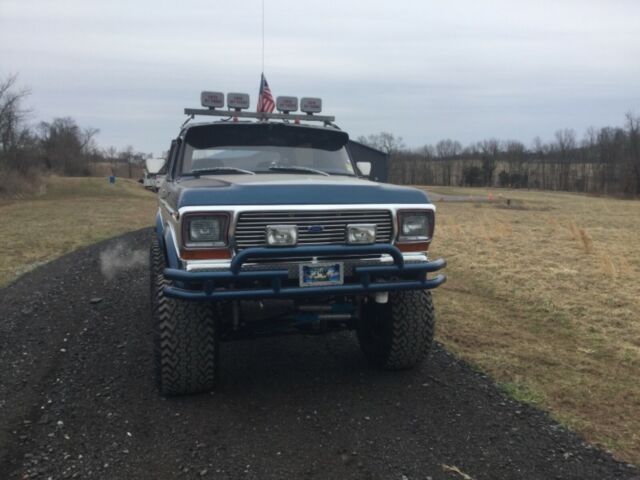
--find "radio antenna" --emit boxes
[261,0,265,73]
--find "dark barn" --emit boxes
[347,140,389,182]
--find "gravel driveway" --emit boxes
[0,229,637,480]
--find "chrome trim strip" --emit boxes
[160,198,179,221]
[179,204,436,214]
[184,252,429,272]
[167,223,180,264]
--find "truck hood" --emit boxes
[170,174,431,208]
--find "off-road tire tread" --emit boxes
[150,236,218,396]
[357,290,435,370]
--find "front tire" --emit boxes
[356,290,435,370]
[150,236,219,396]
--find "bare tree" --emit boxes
[553,129,576,190]
[477,139,499,186]
[81,127,100,154]
[625,112,640,195]
[38,117,99,175]
[421,144,436,159]
[103,146,118,174]
[531,136,546,155]
[357,132,405,155]
[117,145,147,178]
[435,139,462,158]
[530,137,549,189]
[554,128,577,153]
[0,73,33,169]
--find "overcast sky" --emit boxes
[1,0,639,154]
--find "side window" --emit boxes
[166,139,179,180]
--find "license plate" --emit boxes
[299,262,344,287]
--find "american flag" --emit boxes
[256,73,275,113]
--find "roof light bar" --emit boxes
[184,92,334,123]
[200,91,224,109]
[300,97,322,114]
[184,108,335,123]
[276,96,298,113]
[227,92,250,111]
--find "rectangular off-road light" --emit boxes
[266,225,298,246]
[300,97,322,114]
[227,92,250,110]
[347,224,376,244]
[200,91,224,109]
[276,96,298,113]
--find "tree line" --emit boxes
[0,74,149,181]
[359,114,640,196]
[4,73,639,196]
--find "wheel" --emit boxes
[356,290,435,370]
[149,235,219,395]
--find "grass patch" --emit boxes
[0,176,156,287]
[501,381,545,405]
[425,186,640,463]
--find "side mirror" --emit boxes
[356,161,372,177]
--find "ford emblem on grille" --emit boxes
[307,225,324,233]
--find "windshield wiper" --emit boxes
[322,171,357,177]
[267,165,330,176]
[190,167,255,176]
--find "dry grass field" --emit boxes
[2,177,639,463]
[0,176,156,287]
[425,186,640,463]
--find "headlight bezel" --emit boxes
[397,209,435,243]
[181,212,230,249]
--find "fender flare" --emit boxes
[163,227,180,269]
[156,209,179,269]
[155,210,165,252]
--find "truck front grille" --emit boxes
[233,209,394,251]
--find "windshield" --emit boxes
[178,123,354,176]
[181,145,355,176]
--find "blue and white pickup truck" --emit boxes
[150,92,446,395]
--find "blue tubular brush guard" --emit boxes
[163,243,447,301]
